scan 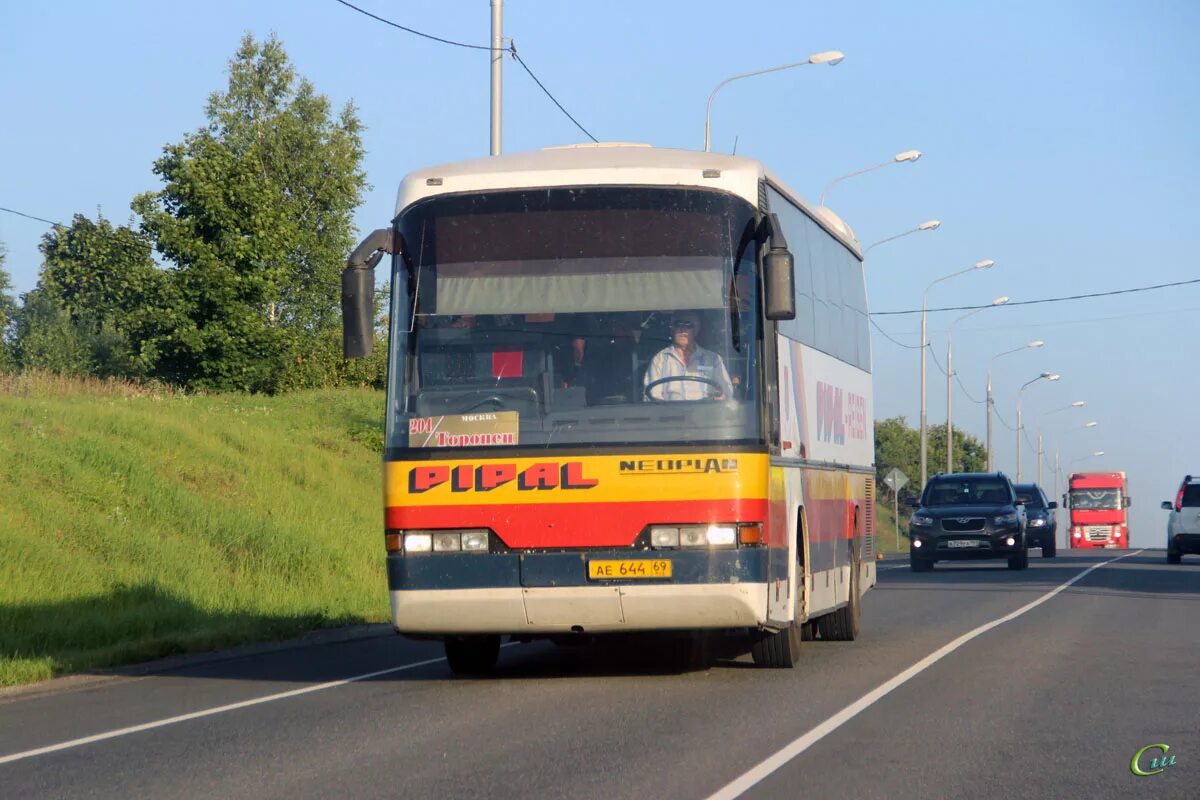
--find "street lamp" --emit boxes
[1067,450,1105,468]
[1038,402,1087,487]
[946,296,1008,472]
[704,51,844,152]
[820,149,923,207]
[986,340,1044,470]
[864,219,941,256]
[920,259,995,488]
[1016,372,1061,481]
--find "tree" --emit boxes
[34,215,168,377]
[875,416,987,508]
[0,242,17,371]
[132,34,367,392]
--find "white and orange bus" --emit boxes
[341,144,876,673]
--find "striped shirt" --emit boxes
[644,345,734,401]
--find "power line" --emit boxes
[0,206,61,227]
[871,277,1200,316]
[332,0,499,50]
[955,373,985,404]
[994,407,1016,431]
[509,45,598,143]
[333,0,598,143]
[869,316,924,349]
[928,346,948,377]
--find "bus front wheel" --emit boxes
[751,623,801,668]
[444,635,501,676]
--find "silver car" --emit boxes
[1162,475,1200,564]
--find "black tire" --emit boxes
[817,561,861,641]
[910,551,933,572]
[1167,550,1182,565]
[1008,543,1030,570]
[751,621,801,667]
[444,635,501,676]
[1042,538,1057,558]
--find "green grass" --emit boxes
[874,501,913,556]
[0,373,390,686]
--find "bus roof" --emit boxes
[393,143,861,258]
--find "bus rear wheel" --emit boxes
[444,635,501,676]
[751,623,801,668]
[817,562,861,641]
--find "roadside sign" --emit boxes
[883,468,908,493]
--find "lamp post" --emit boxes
[1016,372,1061,480]
[704,51,844,152]
[986,340,1044,470]
[920,259,995,488]
[863,219,941,256]
[1067,450,1105,469]
[946,296,1008,472]
[1038,402,1087,485]
[820,150,923,207]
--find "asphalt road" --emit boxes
[2,550,1196,799]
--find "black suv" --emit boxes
[909,472,1028,571]
[1013,483,1058,558]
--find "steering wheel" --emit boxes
[643,375,724,401]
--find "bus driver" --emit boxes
[643,311,734,401]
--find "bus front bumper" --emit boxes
[389,582,770,634]
[386,548,774,634]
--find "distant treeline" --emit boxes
[0,35,386,393]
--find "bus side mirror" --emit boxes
[342,228,395,359]
[1161,501,1173,510]
[1124,496,1132,508]
[1048,501,1058,510]
[1061,494,1068,508]
[762,213,796,321]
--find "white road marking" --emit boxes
[0,644,515,765]
[706,550,1142,800]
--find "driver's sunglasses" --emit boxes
[671,320,697,330]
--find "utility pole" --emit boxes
[1037,431,1044,486]
[986,370,993,471]
[920,308,928,487]
[490,0,503,155]
[946,339,954,472]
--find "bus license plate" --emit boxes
[587,560,672,580]
[947,539,979,548]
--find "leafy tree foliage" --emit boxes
[131,34,367,392]
[0,243,17,370]
[875,416,987,508]
[33,215,167,377]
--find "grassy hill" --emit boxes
[0,374,390,686]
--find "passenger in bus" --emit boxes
[643,311,734,401]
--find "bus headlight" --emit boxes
[432,532,461,552]
[404,532,433,553]
[651,524,741,549]
[650,526,680,548]
[460,530,489,552]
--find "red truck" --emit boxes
[1064,472,1130,548]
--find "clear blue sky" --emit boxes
[2,1,1197,544]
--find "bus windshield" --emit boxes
[385,186,762,451]
[1070,489,1121,510]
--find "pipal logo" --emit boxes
[408,462,599,493]
[1130,743,1177,776]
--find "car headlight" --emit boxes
[1028,518,1046,527]
[911,513,934,527]
[993,512,1019,526]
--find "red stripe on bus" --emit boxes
[386,498,769,549]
